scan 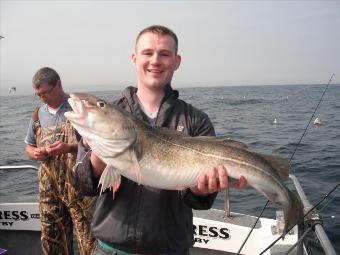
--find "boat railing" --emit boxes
[289,174,337,255]
[0,165,39,171]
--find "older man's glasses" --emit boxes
[35,86,56,98]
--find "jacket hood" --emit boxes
[120,85,180,126]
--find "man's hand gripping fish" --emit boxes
[65,93,303,236]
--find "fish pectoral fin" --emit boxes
[98,165,121,195]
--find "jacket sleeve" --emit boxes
[181,189,217,210]
[71,139,100,196]
[182,107,218,210]
[189,109,216,137]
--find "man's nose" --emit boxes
[150,53,160,64]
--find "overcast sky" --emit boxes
[1,0,339,95]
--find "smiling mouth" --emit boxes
[148,69,163,74]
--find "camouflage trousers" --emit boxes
[39,162,96,255]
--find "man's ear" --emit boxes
[131,53,136,66]
[56,79,62,87]
[175,54,181,70]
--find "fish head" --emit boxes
[65,93,137,158]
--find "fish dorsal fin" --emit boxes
[154,127,189,137]
[154,127,248,150]
[256,153,289,181]
[191,136,248,150]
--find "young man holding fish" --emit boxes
[24,67,96,255]
[72,25,246,254]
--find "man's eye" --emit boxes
[161,53,170,57]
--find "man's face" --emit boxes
[34,82,58,104]
[132,32,181,91]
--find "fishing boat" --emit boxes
[0,165,337,255]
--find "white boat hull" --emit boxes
[0,202,299,255]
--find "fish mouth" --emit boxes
[65,93,96,126]
[65,96,100,143]
[66,93,96,118]
[66,97,86,120]
[65,94,112,139]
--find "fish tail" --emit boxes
[283,190,303,237]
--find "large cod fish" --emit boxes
[65,93,303,235]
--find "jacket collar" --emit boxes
[121,85,179,126]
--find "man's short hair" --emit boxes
[135,25,178,53]
[32,67,60,89]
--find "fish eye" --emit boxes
[97,101,106,108]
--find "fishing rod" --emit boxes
[236,73,336,255]
[288,73,335,163]
[260,183,340,255]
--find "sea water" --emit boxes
[1,84,339,253]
